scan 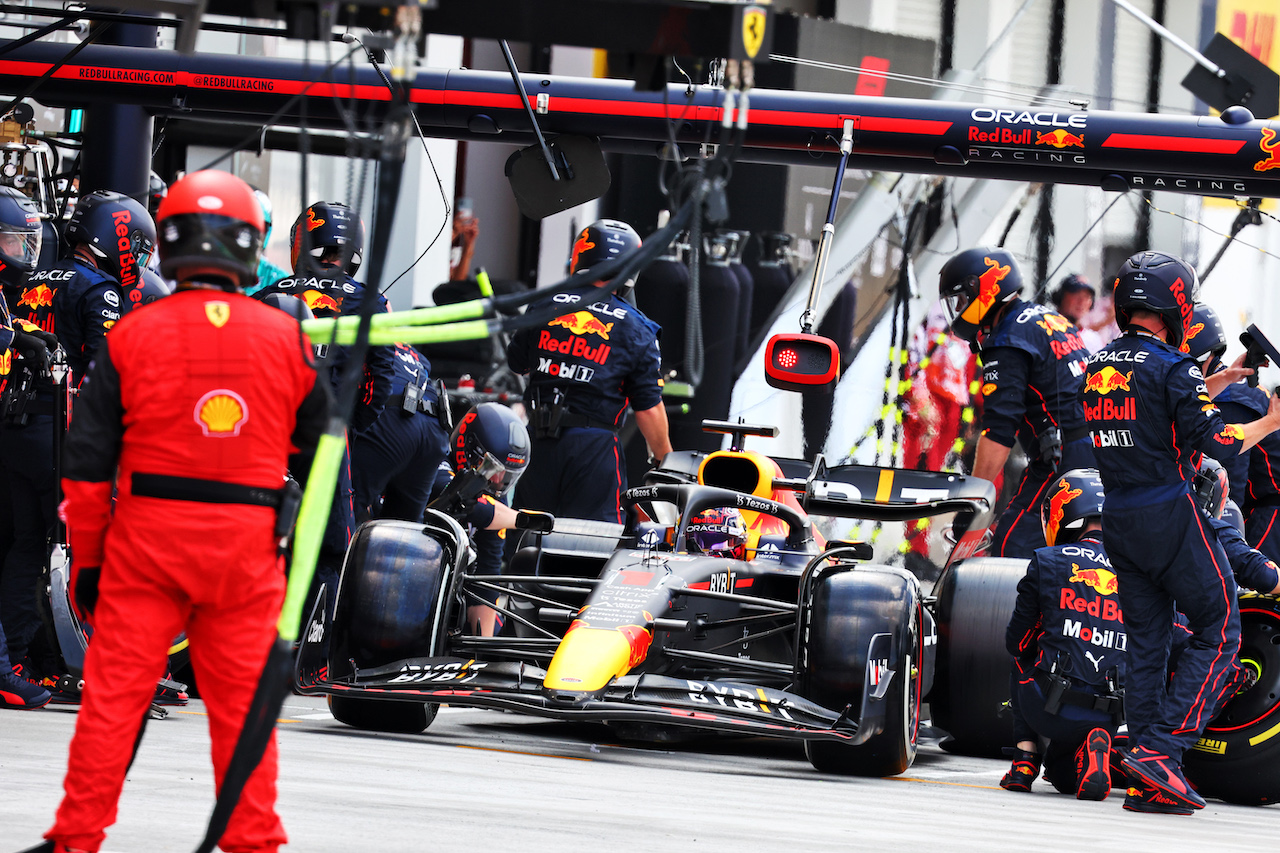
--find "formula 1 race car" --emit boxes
[296,421,996,777]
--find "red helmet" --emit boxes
[156,170,265,288]
[685,507,748,560]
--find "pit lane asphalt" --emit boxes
[2,696,1273,852]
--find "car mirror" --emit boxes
[515,510,555,534]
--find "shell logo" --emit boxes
[194,389,248,437]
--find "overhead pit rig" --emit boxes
[0,39,1277,195]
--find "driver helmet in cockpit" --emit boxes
[685,506,748,560]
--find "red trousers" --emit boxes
[48,497,287,853]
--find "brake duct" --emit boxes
[0,39,1278,196]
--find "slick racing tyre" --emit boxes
[328,519,459,734]
[328,695,437,734]
[1184,593,1280,805]
[930,557,1027,757]
[800,565,923,777]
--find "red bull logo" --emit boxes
[1184,322,1205,344]
[959,257,1010,324]
[1083,366,1132,395]
[1044,479,1082,545]
[549,310,613,339]
[538,330,611,364]
[1214,423,1246,445]
[1255,127,1280,172]
[570,230,595,273]
[17,283,54,311]
[1037,312,1073,336]
[1069,563,1119,596]
[305,208,326,230]
[301,289,341,315]
[981,381,997,396]
[617,622,653,668]
[1036,129,1085,148]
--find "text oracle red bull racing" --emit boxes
[1058,544,1127,652]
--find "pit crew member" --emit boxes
[428,402,529,636]
[507,219,671,523]
[0,186,53,678]
[351,343,449,523]
[1183,302,1280,561]
[1002,468,1119,802]
[39,170,329,853]
[1082,251,1280,814]
[939,246,1092,557]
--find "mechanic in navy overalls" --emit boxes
[0,185,53,700]
[939,247,1092,557]
[427,402,529,636]
[507,219,672,523]
[1,191,152,679]
[1183,301,1280,562]
[351,343,450,523]
[1002,468,1121,803]
[1083,251,1280,814]
[253,201,395,628]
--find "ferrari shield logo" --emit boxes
[205,301,230,328]
[742,7,766,59]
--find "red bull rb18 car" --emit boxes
[296,422,997,777]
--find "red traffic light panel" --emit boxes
[764,333,840,392]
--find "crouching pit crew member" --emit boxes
[507,219,671,523]
[429,402,530,637]
[35,170,329,853]
[939,247,1092,557]
[1002,469,1120,801]
[1083,251,1280,815]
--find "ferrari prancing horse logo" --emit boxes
[205,301,230,328]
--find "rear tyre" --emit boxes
[328,695,437,734]
[801,566,922,777]
[1184,594,1280,805]
[930,557,1027,757]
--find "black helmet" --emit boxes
[1041,467,1105,547]
[1183,302,1227,366]
[67,190,157,291]
[0,186,42,287]
[1052,273,1095,307]
[450,402,530,496]
[1193,456,1229,520]
[570,218,642,295]
[939,247,1023,343]
[1222,498,1246,536]
[291,201,364,275]
[258,292,314,322]
[147,171,167,219]
[155,170,265,289]
[1112,251,1196,350]
[124,267,170,312]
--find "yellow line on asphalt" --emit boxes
[888,776,1001,791]
[175,710,301,723]
[455,744,593,761]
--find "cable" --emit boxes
[1032,192,1127,302]
[0,20,108,117]
[767,53,1083,107]
[193,44,361,173]
[339,33,450,296]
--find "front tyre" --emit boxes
[800,566,922,777]
[328,695,437,734]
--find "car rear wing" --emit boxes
[776,462,997,568]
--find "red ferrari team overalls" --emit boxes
[47,288,327,853]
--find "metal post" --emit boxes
[801,118,854,333]
[79,12,156,200]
